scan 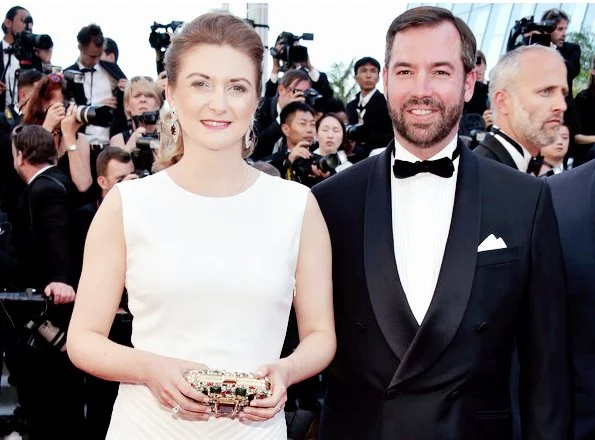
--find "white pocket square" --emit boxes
[478,234,507,252]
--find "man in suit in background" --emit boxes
[346,57,394,156]
[10,125,85,439]
[549,161,595,440]
[314,6,570,440]
[474,45,567,175]
[65,24,127,148]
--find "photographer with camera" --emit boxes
[253,68,312,159]
[1,6,52,113]
[64,24,128,150]
[21,72,94,195]
[9,124,85,439]
[109,76,163,153]
[264,101,331,187]
[266,31,333,101]
[474,45,568,175]
[345,57,393,157]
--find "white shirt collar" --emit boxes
[491,127,531,172]
[393,135,458,163]
[359,88,377,107]
[28,165,55,185]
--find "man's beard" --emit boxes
[388,93,464,149]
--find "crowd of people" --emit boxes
[0,3,593,440]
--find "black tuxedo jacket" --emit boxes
[253,95,283,160]
[65,60,128,138]
[549,161,595,440]
[474,133,519,170]
[312,142,570,440]
[12,166,77,290]
[346,90,393,155]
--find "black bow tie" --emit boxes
[527,154,544,176]
[80,67,96,73]
[393,145,461,179]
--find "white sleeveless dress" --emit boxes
[105,170,309,439]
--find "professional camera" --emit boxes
[291,152,341,185]
[300,87,323,108]
[60,99,114,127]
[345,123,363,142]
[24,317,66,352]
[132,110,159,126]
[5,30,53,71]
[149,21,184,74]
[134,131,159,175]
[506,16,556,52]
[270,31,314,71]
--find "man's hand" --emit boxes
[288,140,312,164]
[42,101,66,132]
[44,282,76,304]
[0,80,6,94]
[310,165,331,179]
[482,109,493,127]
[34,47,53,64]
[61,104,84,142]
[279,87,306,110]
[117,78,128,92]
[101,96,118,109]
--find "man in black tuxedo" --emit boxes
[313,6,570,440]
[65,24,128,147]
[549,161,595,440]
[474,45,567,175]
[10,125,85,439]
[253,69,311,160]
[346,57,393,157]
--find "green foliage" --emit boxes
[327,59,358,104]
[568,29,595,96]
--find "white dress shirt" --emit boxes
[2,39,20,107]
[491,130,531,172]
[357,88,377,120]
[391,137,459,324]
[77,61,113,144]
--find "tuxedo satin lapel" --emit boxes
[390,143,481,387]
[364,142,419,361]
[483,135,517,169]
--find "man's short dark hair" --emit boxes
[2,5,27,34]
[279,69,310,89]
[12,125,57,166]
[96,147,132,178]
[280,101,315,126]
[77,24,104,48]
[542,9,570,27]
[320,97,346,115]
[354,57,381,75]
[385,6,477,74]
[104,37,119,62]
[17,69,43,88]
[476,50,486,65]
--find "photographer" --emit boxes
[265,101,330,187]
[109,76,163,153]
[21,73,94,195]
[65,24,128,148]
[253,68,311,159]
[265,31,334,102]
[345,56,393,157]
[9,124,85,439]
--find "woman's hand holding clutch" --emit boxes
[240,359,291,422]
[144,355,212,420]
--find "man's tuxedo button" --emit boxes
[355,322,367,333]
[448,390,461,401]
[476,322,488,333]
[385,388,398,399]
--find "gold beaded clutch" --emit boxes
[183,369,272,416]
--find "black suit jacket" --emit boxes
[253,95,283,160]
[312,143,570,440]
[346,90,393,155]
[549,161,595,440]
[65,60,128,138]
[558,42,581,96]
[474,133,519,170]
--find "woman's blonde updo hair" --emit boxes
[155,11,264,169]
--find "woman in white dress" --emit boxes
[67,11,336,439]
